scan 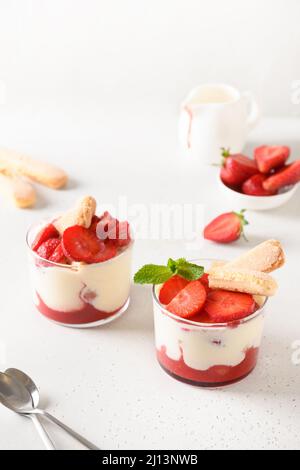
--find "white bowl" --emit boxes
[218,177,299,211]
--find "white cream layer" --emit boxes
[31,244,133,313]
[153,302,265,371]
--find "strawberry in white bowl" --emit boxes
[218,146,300,210]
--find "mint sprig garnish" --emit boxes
[133,264,174,284]
[134,258,204,285]
[175,258,205,281]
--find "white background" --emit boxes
[0,0,299,451]
[0,0,300,117]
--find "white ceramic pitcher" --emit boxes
[178,84,259,165]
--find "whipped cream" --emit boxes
[30,244,133,313]
[153,301,265,371]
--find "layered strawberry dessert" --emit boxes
[135,240,285,386]
[27,196,133,327]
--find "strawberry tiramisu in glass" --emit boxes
[27,196,133,327]
[134,240,284,387]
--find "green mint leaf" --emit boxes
[134,259,205,284]
[167,258,177,273]
[134,264,173,285]
[175,259,204,281]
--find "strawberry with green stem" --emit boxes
[220,148,258,187]
[204,209,249,243]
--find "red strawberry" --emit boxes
[189,310,213,323]
[254,145,290,174]
[49,242,69,264]
[205,290,256,323]
[204,210,249,243]
[242,174,277,196]
[263,160,300,192]
[62,225,107,263]
[32,224,59,252]
[199,273,210,293]
[96,212,131,247]
[90,215,101,233]
[220,148,258,187]
[95,211,116,240]
[91,242,117,262]
[166,281,207,319]
[159,275,189,305]
[37,238,61,260]
[116,221,131,247]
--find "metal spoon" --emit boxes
[0,369,100,450]
[5,369,56,450]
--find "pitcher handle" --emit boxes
[243,91,260,131]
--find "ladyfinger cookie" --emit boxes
[225,239,285,273]
[0,173,36,208]
[0,148,67,189]
[209,266,278,297]
[253,295,267,308]
[54,196,96,234]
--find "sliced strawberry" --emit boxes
[159,275,189,305]
[242,174,277,196]
[199,273,210,293]
[263,160,300,192]
[116,221,131,247]
[254,145,290,174]
[49,242,69,264]
[204,210,248,243]
[220,149,258,187]
[37,238,61,260]
[96,212,131,247]
[166,281,207,319]
[90,242,117,262]
[191,310,214,323]
[32,223,59,252]
[90,215,101,233]
[62,225,107,263]
[205,289,256,323]
[95,211,116,240]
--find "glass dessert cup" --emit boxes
[152,259,267,387]
[27,222,133,328]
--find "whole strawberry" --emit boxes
[242,174,277,196]
[204,209,249,243]
[220,148,258,187]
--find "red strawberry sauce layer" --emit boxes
[157,345,259,386]
[36,293,126,325]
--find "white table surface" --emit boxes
[0,107,299,450]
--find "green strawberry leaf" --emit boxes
[234,209,249,241]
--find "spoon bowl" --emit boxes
[5,368,40,408]
[0,371,33,413]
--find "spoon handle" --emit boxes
[31,414,56,450]
[41,411,100,450]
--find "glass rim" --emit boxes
[152,257,268,329]
[26,220,134,268]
